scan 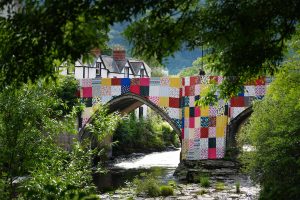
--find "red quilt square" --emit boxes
[112,78,121,85]
[195,107,201,117]
[140,78,150,86]
[230,96,245,107]
[169,97,180,108]
[181,129,185,139]
[82,87,92,98]
[185,86,190,96]
[130,85,140,94]
[189,117,195,128]
[200,128,209,138]
[190,76,199,85]
[208,148,216,159]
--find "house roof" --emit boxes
[71,54,151,76]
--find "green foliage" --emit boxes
[235,182,240,194]
[238,56,300,198]
[0,80,77,198]
[20,142,99,199]
[125,0,300,98]
[159,185,174,196]
[215,182,225,191]
[113,112,180,155]
[199,176,210,188]
[133,173,161,197]
[167,180,177,188]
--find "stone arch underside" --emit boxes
[227,106,253,149]
[80,93,182,140]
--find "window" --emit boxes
[96,63,101,76]
[124,67,129,78]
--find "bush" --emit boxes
[160,185,174,196]
[133,173,161,197]
[200,177,210,188]
[238,61,300,199]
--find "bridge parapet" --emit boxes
[78,76,269,160]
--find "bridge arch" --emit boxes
[80,92,181,140]
[227,106,253,149]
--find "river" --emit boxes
[93,149,181,192]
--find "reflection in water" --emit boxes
[93,149,181,192]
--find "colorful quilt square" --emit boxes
[168,88,180,98]
[194,128,201,139]
[169,97,180,108]
[189,107,195,117]
[82,87,92,98]
[100,86,111,96]
[159,97,169,107]
[160,77,170,86]
[185,86,190,96]
[190,76,200,85]
[112,78,121,85]
[131,78,140,85]
[121,85,130,94]
[167,107,180,119]
[201,117,209,127]
[149,96,159,105]
[81,79,92,87]
[244,86,256,96]
[140,86,149,96]
[208,127,216,138]
[184,107,190,118]
[216,126,225,138]
[149,86,160,96]
[201,106,209,116]
[101,78,111,86]
[200,127,209,138]
[230,96,245,107]
[169,77,181,88]
[255,85,265,96]
[111,86,121,96]
[209,116,216,127]
[216,147,224,158]
[159,86,169,97]
[140,78,150,86]
[189,117,195,128]
[92,85,101,97]
[208,148,216,159]
[130,85,140,94]
[184,77,190,86]
[208,138,216,148]
[121,78,130,86]
[189,96,195,107]
[209,106,218,116]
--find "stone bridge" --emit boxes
[78,76,269,160]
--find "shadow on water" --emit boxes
[93,149,181,193]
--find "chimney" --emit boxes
[113,47,126,60]
[90,48,101,57]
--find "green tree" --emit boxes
[238,55,300,199]
[0,80,76,198]
[124,0,300,97]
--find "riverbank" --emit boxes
[95,150,260,199]
[99,174,259,200]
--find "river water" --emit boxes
[93,149,181,192]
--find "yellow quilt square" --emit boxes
[200,106,209,116]
[216,115,228,128]
[216,126,225,137]
[159,97,169,107]
[184,107,190,118]
[101,78,111,86]
[169,77,181,88]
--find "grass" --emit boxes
[199,176,210,188]
[160,185,174,196]
[235,181,240,193]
